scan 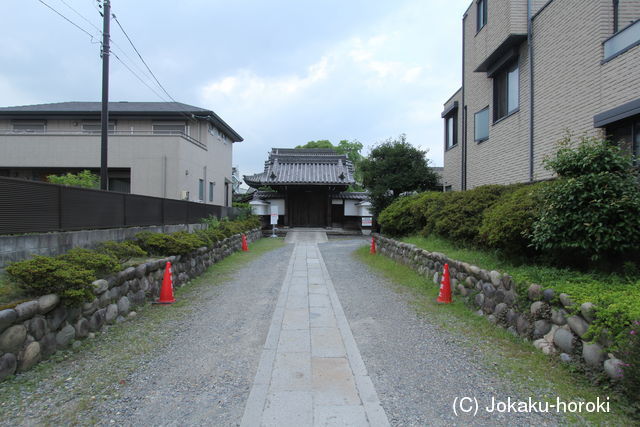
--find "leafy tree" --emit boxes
[530,135,640,263]
[360,134,439,218]
[47,170,100,189]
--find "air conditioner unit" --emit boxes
[181,190,189,200]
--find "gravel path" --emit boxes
[0,237,566,425]
[319,238,563,426]
[91,243,294,426]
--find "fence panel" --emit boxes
[162,199,189,225]
[60,186,125,230]
[124,194,163,226]
[0,178,60,234]
[0,177,239,234]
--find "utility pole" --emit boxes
[100,0,111,190]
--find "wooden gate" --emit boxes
[288,188,327,227]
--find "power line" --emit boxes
[38,0,197,123]
[59,0,102,34]
[110,51,172,103]
[111,14,178,103]
[37,0,96,41]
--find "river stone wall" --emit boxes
[373,234,626,382]
[0,229,262,381]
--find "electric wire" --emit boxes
[37,0,96,41]
[37,0,199,123]
[111,14,179,104]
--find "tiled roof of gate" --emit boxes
[244,148,356,187]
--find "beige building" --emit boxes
[0,102,243,205]
[442,0,640,191]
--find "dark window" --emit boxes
[444,111,457,150]
[493,61,519,121]
[198,179,204,201]
[224,182,230,206]
[209,181,214,202]
[475,107,489,142]
[607,118,640,160]
[477,0,487,31]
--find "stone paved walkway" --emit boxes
[241,233,389,426]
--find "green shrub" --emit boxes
[95,241,147,263]
[135,231,205,256]
[479,182,547,253]
[232,202,252,219]
[200,215,221,229]
[58,248,120,276]
[434,185,513,244]
[531,136,640,262]
[6,256,95,305]
[47,169,100,189]
[378,194,421,236]
[620,321,640,402]
[412,192,448,236]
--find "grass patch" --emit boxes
[0,237,285,424]
[355,245,638,425]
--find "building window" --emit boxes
[82,121,116,134]
[493,61,519,121]
[607,119,640,159]
[198,179,205,201]
[224,181,230,206]
[477,0,487,31]
[444,112,457,150]
[475,107,489,142]
[209,181,214,202]
[152,122,186,135]
[12,122,45,133]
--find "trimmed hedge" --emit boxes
[479,182,547,253]
[6,256,95,305]
[6,216,261,306]
[433,184,512,244]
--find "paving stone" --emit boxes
[311,328,346,358]
[312,357,360,406]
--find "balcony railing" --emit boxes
[0,129,207,150]
[604,19,640,62]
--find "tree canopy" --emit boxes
[360,134,439,218]
[47,170,100,189]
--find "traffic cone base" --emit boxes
[154,261,176,304]
[437,263,452,304]
[370,237,377,254]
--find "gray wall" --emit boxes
[0,223,207,269]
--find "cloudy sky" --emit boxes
[1,0,469,178]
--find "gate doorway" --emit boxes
[288,189,327,227]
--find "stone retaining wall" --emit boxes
[373,234,625,381]
[0,229,262,381]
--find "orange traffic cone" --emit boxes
[242,234,249,252]
[155,261,176,304]
[370,236,377,254]
[436,263,452,304]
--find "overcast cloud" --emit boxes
[0,0,469,178]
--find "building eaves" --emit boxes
[0,101,243,142]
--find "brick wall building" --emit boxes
[442,0,640,191]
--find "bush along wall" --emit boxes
[0,228,261,381]
[373,234,627,382]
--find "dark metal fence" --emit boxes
[0,176,239,235]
